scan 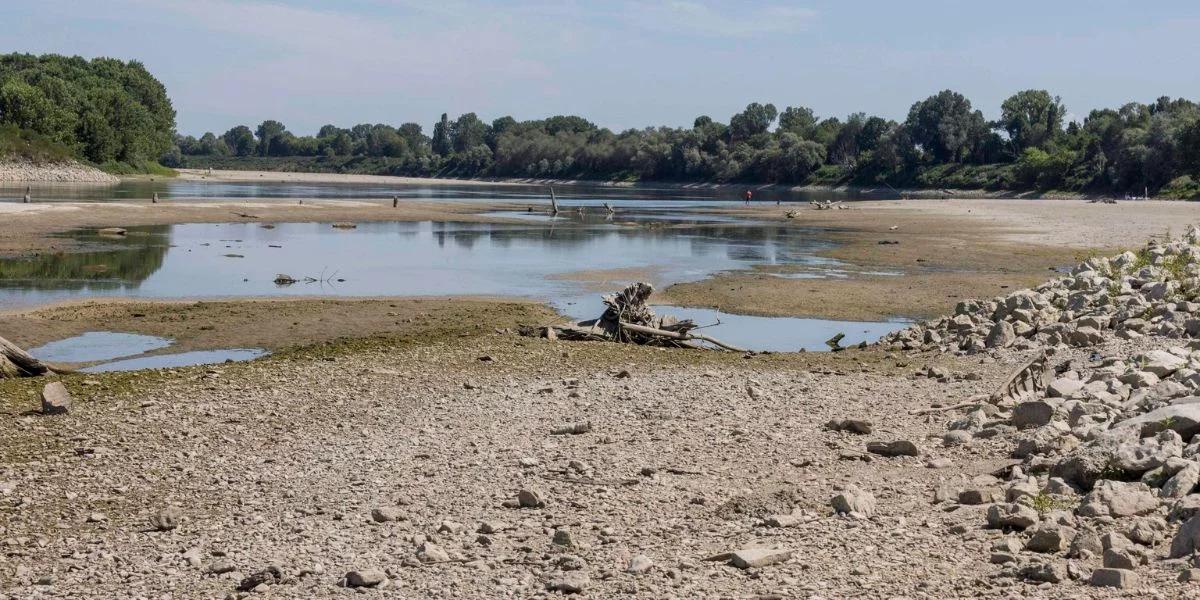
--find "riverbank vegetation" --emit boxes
[0,53,175,174]
[174,91,1200,198]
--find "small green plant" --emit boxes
[1030,492,1077,515]
[1097,459,1128,482]
[1161,416,1178,430]
[1131,248,1153,271]
[1162,253,1192,281]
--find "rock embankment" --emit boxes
[0,159,118,183]
[888,224,1200,589]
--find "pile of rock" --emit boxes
[925,341,1200,587]
[0,159,119,183]
[886,226,1200,354]
[894,226,1200,588]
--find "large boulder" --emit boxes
[986,320,1016,349]
[1012,400,1058,429]
[1077,480,1158,518]
[1050,427,1140,488]
[1112,430,1183,473]
[1138,350,1187,377]
[1170,516,1200,558]
[1114,404,1200,439]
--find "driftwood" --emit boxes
[0,335,59,378]
[549,187,560,215]
[990,352,1049,405]
[523,282,744,351]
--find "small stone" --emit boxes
[730,548,792,569]
[477,521,506,534]
[958,487,1000,505]
[1179,568,1200,582]
[371,507,405,523]
[825,419,873,435]
[547,572,589,594]
[627,555,653,574]
[149,507,182,531]
[206,561,236,575]
[831,486,877,518]
[40,382,72,415]
[943,430,972,447]
[86,512,106,523]
[986,503,1038,530]
[1026,525,1076,553]
[417,542,449,563]
[990,552,1016,564]
[866,440,920,457]
[1090,567,1137,588]
[1102,548,1138,570]
[552,529,574,548]
[517,489,544,508]
[345,569,386,588]
[237,566,283,592]
[437,520,464,534]
[1020,560,1066,583]
[763,514,801,527]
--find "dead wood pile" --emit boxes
[522,282,745,352]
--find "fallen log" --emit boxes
[0,335,59,378]
[617,321,747,353]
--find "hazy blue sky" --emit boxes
[5,0,1198,136]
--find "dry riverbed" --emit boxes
[4,198,1200,597]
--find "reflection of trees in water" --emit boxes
[0,226,170,290]
[420,220,832,266]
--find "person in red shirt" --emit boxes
[743,189,752,205]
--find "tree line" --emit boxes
[0,53,175,168]
[173,91,1200,197]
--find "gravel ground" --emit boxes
[1,329,1194,598]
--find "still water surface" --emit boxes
[0,187,907,352]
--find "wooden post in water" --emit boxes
[23,185,30,203]
[549,187,560,215]
[152,192,159,204]
[392,195,398,208]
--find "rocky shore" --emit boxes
[0,159,118,183]
[879,225,1200,590]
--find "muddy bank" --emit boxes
[666,199,1200,321]
[0,297,554,366]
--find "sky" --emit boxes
[4,0,1199,136]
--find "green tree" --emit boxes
[431,113,452,156]
[905,90,987,163]
[729,102,777,143]
[778,106,817,139]
[450,112,489,153]
[999,90,1064,153]
[255,120,287,156]
[222,125,256,156]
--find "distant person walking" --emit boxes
[743,189,753,205]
